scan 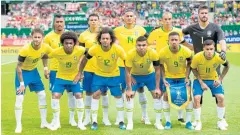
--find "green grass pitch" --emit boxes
[1,53,240,135]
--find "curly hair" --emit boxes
[96,27,116,46]
[60,31,78,45]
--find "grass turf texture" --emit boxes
[1,53,240,135]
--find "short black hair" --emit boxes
[123,9,136,16]
[88,13,99,21]
[168,32,180,38]
[97,27,116,46]
[54,14,64,21]
[60,31,78,45]
[136,36,147,42]
[31,28,44,36]
[203,39,215,47]
[198,5,208,13]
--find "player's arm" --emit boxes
[125,66,132,91]
[79,42,85,47]
[216,25,227,59]
[153,60,161,91]
[186,56,192,79]
[16,55,25,94]
[181,40,193,51]
[191,68,203,84]
[42,54,49,79]
[219,60,230,81]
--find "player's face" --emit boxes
[136,41,148,55]
[162,14,172,27]
[100,33,112,48]
[63,39,75,54]
[32,32,43,47]
[203,44,215,59]
[198,9,208,22]
[168,35,180,51]
[123,11,136,25]
[54,17,65,31]
[88,16,99,28]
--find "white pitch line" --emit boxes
[1,61,17,65]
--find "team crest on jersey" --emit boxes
[146,58,150,63]
[179,56,184,61]
[112,54,116,59]
[207,30,212,37]
[74,56,77,60]
[213,63,217,68]
[135,31,139,36]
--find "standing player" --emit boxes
[79,13,111,126]
[125,36,162,130]
[48,31,86,131]
[148,12,192,125]
[114,9,150,125]
[182,5,227,126]
[15,28,52,133]
[44,14,77,126]
[159,32,194,130]
[191,39,229,130]
[74,27,126,130]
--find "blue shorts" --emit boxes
[91,74,122,97]
[52,78,82,94]
[161,78,188,92]
[49,70,57,91]
[193,80,224,96]
[131,72,155,91]
[119,67,126,90]
[15,68,44,95]
[83,71,108,93]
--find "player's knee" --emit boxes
[74,93,83,99]
[15,95,24,107]
[101,91,107,96]
[194,96,201,107]
[216,94,224,103]
[92,91,101,99]
[52,93,61,99]
[86,92,93,96]
[37,91,46,99]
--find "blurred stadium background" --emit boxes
[1,0,240,135]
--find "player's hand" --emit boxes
[163,79,170,87]
[73,72,81,84]
[44,69,49,79]
[219,50,226,60]
[80,74,84,81]
[213,79,222,88]
[131,76,136,85]
[200,82,209,91]
[126,90,134,101]
[185,78,190,87]
[154,88,162,99]
[17,85,25,95]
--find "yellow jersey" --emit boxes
[44,31,62,71]
[148,27,184,52]
[48,46,86,81]
[88,44,126,77]
[78,29,98,72]
[114,25,146,67]
[126,48,159,75]
[191,51,226,80]
[159,45,192,78]
[19,43,52,71]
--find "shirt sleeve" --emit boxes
[182,26,190,35]
[78,33,85,43]
[190,56,198,69]
[19,47,28,57]
[150,49,159,61]
[47,50,56,58]
[185,47,193,58]
[125,52,133,68]
[158,50,164,64]
[43,35,50,45]
[215,25,225,41]
[45,44,53,54]
[117,45,126,61]
[147,31,155,45]
[216,54,226,64]
[87,45,96,57]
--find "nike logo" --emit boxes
[193,32,197,34]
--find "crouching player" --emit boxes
[125,36,162,130]
[48,31,86,131]
[191,39,230,131]
[159,32,194,130]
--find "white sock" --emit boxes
[51,99,60,123]
[194,108,201,122]
[116,98,124,123]
[126,98,134,124]
[37,91,47,123]
[178,109,184,119]
[15,95,24,126]
[102,95,109,120]
[153,98,162,124]
[162,100,171,122]
[139,92,148,119]
[84,95,92,120]
[76,98,84,124]
[186,101,193,123]
[217,106,225,121]
[68,92,75,121]
[122,92,125,101]
[91,98,99,123]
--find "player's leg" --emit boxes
[82,71,94,126]
[211,83,227,130]
[192,80,204,131]
[176,79,186,125]
[72,82,86,130]
[49,79,65,131]
[101,88,111,126]
[137,87,151,124]
[67,89,77,126]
